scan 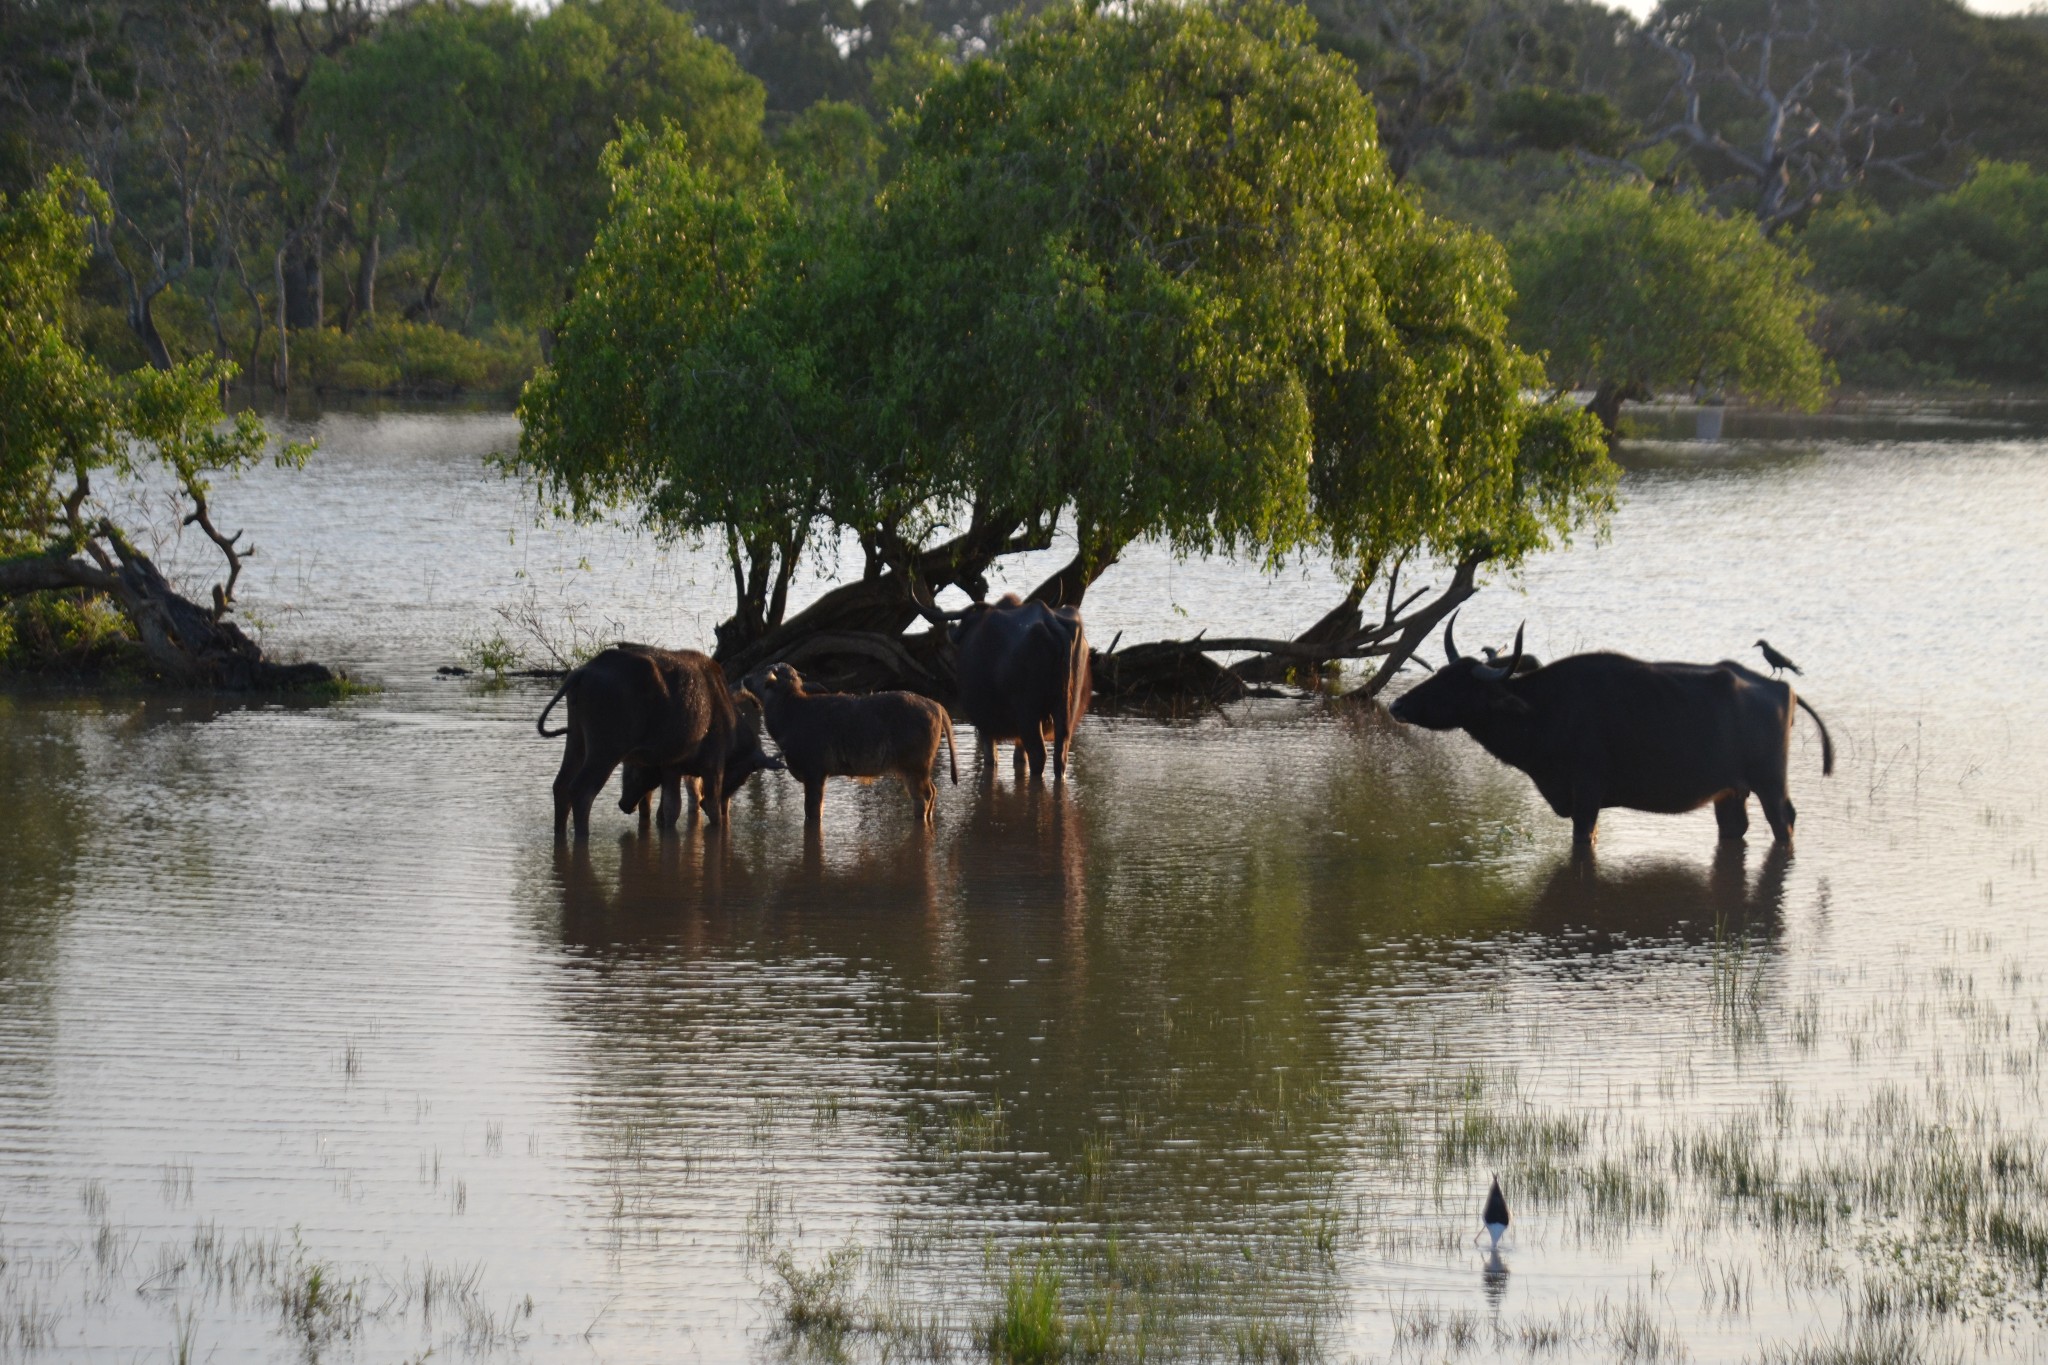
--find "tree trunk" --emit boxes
[406,248,449,324]
[1027,529,1124,609]
[1586,379,1648,448]
[354,188,382,326]
[128,289,175,371]
[283,239,322,331]
[1232,582,1368,685]
[0,546,333,690]
[1344,549,1488,702]
[712,516,1043,683]
[272,247,291,391]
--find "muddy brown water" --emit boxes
[1,404,2046,1361]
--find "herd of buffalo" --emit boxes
[536,594,1834,857]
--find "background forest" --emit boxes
[3,0,2045,402]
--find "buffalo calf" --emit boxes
[618,695,783,829]
[743,663,958,826]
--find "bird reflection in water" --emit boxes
[1482,1248,1509,1312]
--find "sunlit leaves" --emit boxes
[1,168,273,555]
[518,0,1616,608]
[1510,182,1830,408]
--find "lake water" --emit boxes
[1,402,2046,1362]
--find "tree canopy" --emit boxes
[0,167,325,687]
[517,0,1613,681]
[1804,161,2048,385]
[1509,181,1829,436]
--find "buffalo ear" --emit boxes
[1489,691,1534,716]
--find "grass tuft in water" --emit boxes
[986,1252,1064,1363]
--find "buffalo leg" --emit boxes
[1714,793,1750,843]
[1022,731,1048,781]
[1755,775,1795,845]
[1012,741,1027,778]
[1569,792,1601,858]
[701,764,726,830]
[906,772,937,826]
[553,732,587,839]
[654,773,682,830]
[804,778,826,826]
[570,759,617,842]
[1051,715,1070,781]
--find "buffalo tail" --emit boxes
[1795,695,1835,776]
[536,669,578,738]
[942,711,959,785]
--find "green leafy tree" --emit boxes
[1802,161,2048,385]
[1511,181,1829,441]
[485,0,767,325]
[0,168,327,687]
[304,0,530,328]
[518,0,1613,696]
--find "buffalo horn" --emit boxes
[1473,623,1524,682]
[1443,611,1465,666]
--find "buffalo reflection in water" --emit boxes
[547,778,1089,980]
[1522,843,1790,948]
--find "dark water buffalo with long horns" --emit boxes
[743,663,959,827]
[537,645,765,840]
[617,694,783,829]
[1388,616,1835,854]
[946,594,1091,780]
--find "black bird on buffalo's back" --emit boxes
[1755,639,1801,676]
[1389,615,1835,855]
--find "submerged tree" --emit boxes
[0,169,329,687]
[518,0,1614,701]
[1510,181,1829,442]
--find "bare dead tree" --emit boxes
[1635,0,1951,230]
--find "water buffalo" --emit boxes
[1388,616,1835,854]
[742,663,958,826]
[537,644,753,839]
[617,695,783,829]
[948,594,1090,781]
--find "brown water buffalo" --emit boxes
[948,594,1090,781]
[1388,616,1834,855]
[537,644,752,839]
[742,663,958,826]
[617,695,782,829]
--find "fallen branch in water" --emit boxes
[1090,551,1487,707]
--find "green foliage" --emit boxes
[1510,182,1831,407]
[1489,87,1630,156]
[286,320,537,394]
[304,0,767,329]
[485,0,767,322]
[1803,162,2048,385]
[0,589,139,676]
[519,0,1613,634]
[1,168,284,550]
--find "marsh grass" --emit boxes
[0,1203,534,1360]
[985,1252,1063,1363]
